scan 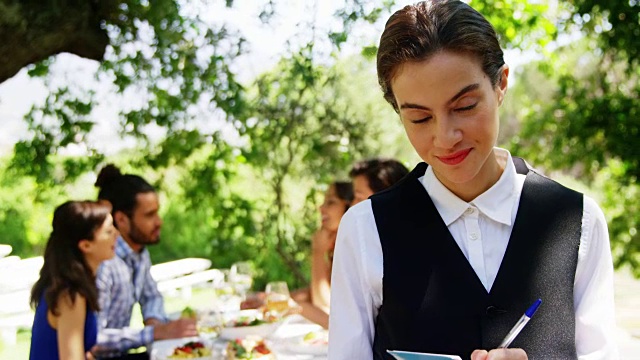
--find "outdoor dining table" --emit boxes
[150,314,328,360]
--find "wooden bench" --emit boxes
[0,289,33,345]
[0,255,20,269]
[156,268,225,299]
[150,258,212,282]
[0,256,43,293]
[0,256,43,344]
[0,245,11,259]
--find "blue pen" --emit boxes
[497,299,542,348]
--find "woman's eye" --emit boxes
[455,103,477,112]
[410,116,432,124]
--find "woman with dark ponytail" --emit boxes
[329,1,617,359]
[29,200,118,360]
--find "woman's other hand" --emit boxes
[471,348,528,360]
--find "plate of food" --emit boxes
[284,329,329,355]
[157,340,214,359]
[219,310,283,340]
[225,336,275,359]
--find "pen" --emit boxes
[497,299,542,348]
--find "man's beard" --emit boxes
[128,221,160,246]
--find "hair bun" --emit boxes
[95,164,122,188]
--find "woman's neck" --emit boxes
[441,152,504,202]
[86,258,100,276]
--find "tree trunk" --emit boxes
[0,0,111,83]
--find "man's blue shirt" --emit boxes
[94,236,166,357]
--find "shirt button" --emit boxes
[465,208,474,215]
[469,233,478,240]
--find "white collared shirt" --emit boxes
[328,148,618,360]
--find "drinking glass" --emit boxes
[230,261,253,299]
[197,309,224,338]
[265,281,290,320]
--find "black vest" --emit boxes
[371,159,581,360]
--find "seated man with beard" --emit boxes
[91,165,197,360]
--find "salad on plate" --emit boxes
[167,341,212,359]
[226,336,275,359]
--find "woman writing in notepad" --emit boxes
[30,201,118,360]
[328,1,617,359]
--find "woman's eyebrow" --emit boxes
[399,83,480,111]
[448,83,480,105]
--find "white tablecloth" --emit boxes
[151,315,327,360]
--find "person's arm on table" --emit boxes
[152,318,198,339]
[93,265,155,356]
[139,260,197,340]
[328,203,381,360]
[291,228,335,328]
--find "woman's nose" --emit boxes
[433,117,462,149]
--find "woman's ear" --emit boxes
[497,64,509,106]
[78,239,92,254]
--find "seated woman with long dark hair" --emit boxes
[241,182,353,329]
[30,200,118,360]
[291,181,354,328]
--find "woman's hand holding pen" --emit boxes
[471,299,537,359]
[471,348,528,360]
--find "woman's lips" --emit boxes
[437,148,472,165]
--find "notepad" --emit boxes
[387,350,463,360]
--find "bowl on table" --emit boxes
[218,309,284,340]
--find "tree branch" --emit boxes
[0,0,110,83]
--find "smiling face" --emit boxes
[80,214,118,270]
[319,185,350,232]
[392,51,508,201]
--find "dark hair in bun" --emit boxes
[94,164,122,189]
[95,164,155,217]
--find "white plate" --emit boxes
[219,321,282,340]
[218,309,286,340]
[152,337,215,360]
[283,330,328,355]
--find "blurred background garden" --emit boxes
[0,0,638,357]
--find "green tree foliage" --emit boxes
[1,0,638,279]
[238,46,376,284]
[0,159,68,256]
[9,0,247,185]
[342,0,639,273]
[509,0,639,273]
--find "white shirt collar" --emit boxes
[420,147,519,226]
